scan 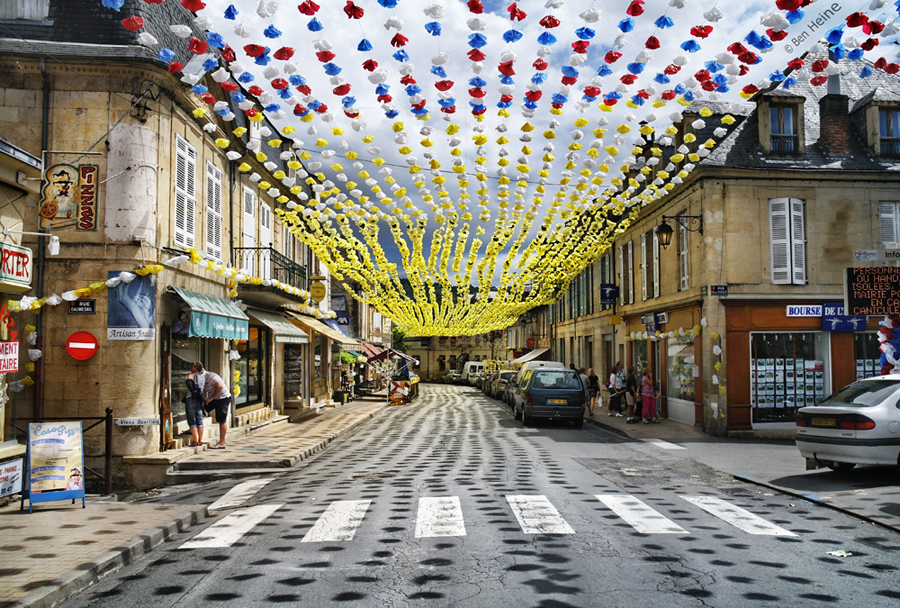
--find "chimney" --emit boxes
[818,94,852,156]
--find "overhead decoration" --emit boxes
[105,0,900,336]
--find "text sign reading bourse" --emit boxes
[845,267,900,316]
[67,300,95,315]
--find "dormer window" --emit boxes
[770,104,799,153]
[880,108,900,156]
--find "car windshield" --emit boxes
[532,371,582,390]
[818,379,900,408]
[500,372,515,380]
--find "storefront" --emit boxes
[723,301,864,433]
[285,312,360,405]
[241,308,308,414]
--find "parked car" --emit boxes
[796,376,900,474]
[511,360,566,390]
[492,370,516,400]
[462,361,484,385]
[511,368,586,428]
[442,369,462,384]
[480,370,497,394]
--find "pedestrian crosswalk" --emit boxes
[183,486,800,549]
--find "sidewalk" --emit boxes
[586,407,900,534]
[0,398,389,608]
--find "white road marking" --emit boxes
[180,503,283,549]
[596,495,689,534]
[644,439,686,450]
[415,496,466,538]
[682,496,797,537]
[506,495,574,535]
[208,478,275,511]
[301,500,371,542]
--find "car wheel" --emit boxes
[826,462,856,473]
[514,404,522,421]
[573,418,584,429]
[522,410,532,426]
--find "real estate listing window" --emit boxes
[750,332,830,424]
[769,198,807,285]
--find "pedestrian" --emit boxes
[625,366,639,424]
[587,368,600,416]
[578,367,589,409]
[607,362,624,417]
[192,361,232,449]
[184,369,205,447]
[641,367,660,423]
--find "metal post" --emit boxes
[104,408,113,495]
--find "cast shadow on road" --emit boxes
[768,465,899,494]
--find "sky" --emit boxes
[185,0,900,284]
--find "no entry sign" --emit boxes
[66,331,98,361]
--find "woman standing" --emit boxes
[625,366,639,424]
[587,368,600,416]
[607,363,624,417]
[641,367,659,423]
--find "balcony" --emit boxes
[881,138,900,157]
[770,134,799,154]
[233,246,308,291]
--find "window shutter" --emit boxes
[640,233,647,301]
[173,136,196,249]
[652,229,660,298]
[627,241,635,304]
[618,245,624,307]
[769,198,791,285]
[205,162,223,260]
[242,188,257,248]
[790,198,807,285]
[678,221,690,290]
[879,202,898,245]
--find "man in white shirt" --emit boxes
[191,361,232,449]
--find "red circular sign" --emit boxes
[66,331,98,361]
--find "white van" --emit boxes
[462,361,484,385]
[511,360,566,390]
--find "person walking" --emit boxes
[607,362,624,417]
[641,367,659,423]
[624,366,639,424]
[587,368,600,416]
[184,369,205,446]
[192,361,232,449]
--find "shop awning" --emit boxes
[448,355,457,362]
[285,311,360,348]
[369,348,419,365]
[437,355,446,361]
[511,347,550,364]
[324,319,359,347]
[458,352,470,363]
[246,308,308,344]
[168,286,249,340]
[473,355,482,362]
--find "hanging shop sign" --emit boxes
[0,242,33,293]
[822,303,867,332]
[599,284,619,306]
[39,164,99,231]
[309,281,326,303]
[845,267,900,316]
[0,340,19,373]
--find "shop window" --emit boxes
[284,344,304,401]
[769,198,807,285]
[666,336,695,402]
[171,335,209,418]
[750,332,830,423]
[633,339,648,373]
[235,325,268,406]
[854,333,881,380]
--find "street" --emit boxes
[60,385,900,607]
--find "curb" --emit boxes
[733,474,900,535]
[286,403,390,467]
[8,505,208,608]
[583,415,634,439]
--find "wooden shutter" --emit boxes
[260,205,272,280]
[205,162,223,260]
[627,241,635,304]
[769,198,791,285]
[640,233,648,301]
[618,245,625,307]
[652,229,660,298]
[879,202,898,245]
[790,198,807,285]
[678,221,689,291]
[242,188,257,248]
[173,136,196,248]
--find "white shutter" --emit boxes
[618,245,624,307]
[640,233,648,301]
[678,221,690,291]
[769,198,791,285]
[879,202,898,245]
[260,205,272,280]
[652,229,660,298]
[205,162,223,260]
[790,198,807,285]
[173,136,196,248]
[626,241,635,304]
[242,188,257,248]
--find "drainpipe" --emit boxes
[33,58,51,419]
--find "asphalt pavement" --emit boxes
[1,384,898,608]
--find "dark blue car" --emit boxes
[513,369,587,428]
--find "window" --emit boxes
[750,332,830,423]
[641,229,660,300]
[174,135,197,248]
[770,104,798,153]
[0,1,49,19]
[677,221,689,291]
[205,162,223,260]
[667,336,695,402]
[880,109,900,156]
[236,326,268,407]
[879,202,900,245]
[854,333,880,380]
[170,334,209,419]
[769,198,806,285]
[618,242,634,305]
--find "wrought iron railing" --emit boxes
[771,134,798,153]
[233,246,308,290]
[881,138,900,157]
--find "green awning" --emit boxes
[168,286,249,341]
[246,308,308,344]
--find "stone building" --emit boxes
[550,45,900,437]
[0,0,346,489]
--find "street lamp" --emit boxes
[657,215,703,250]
